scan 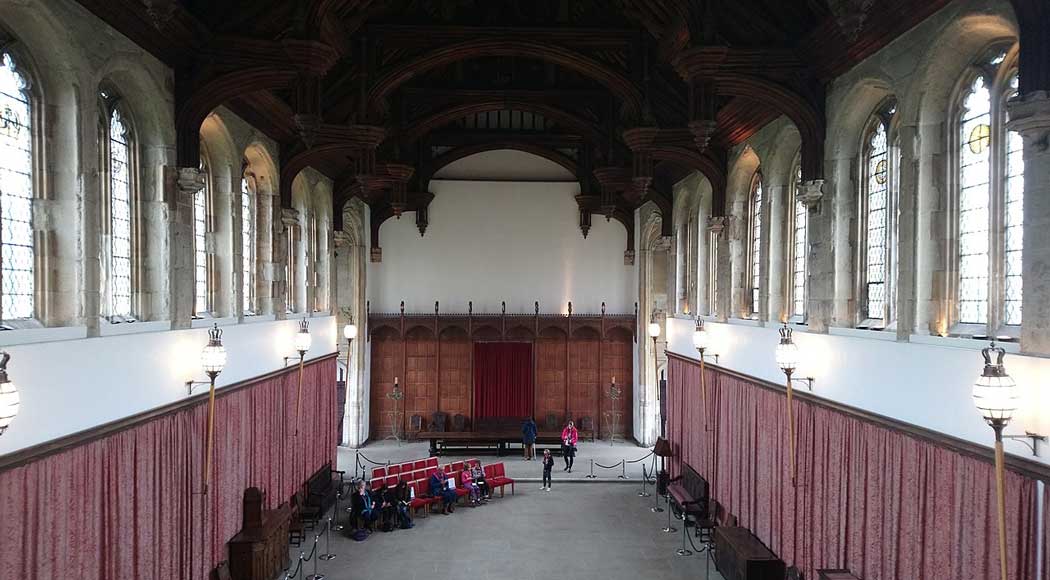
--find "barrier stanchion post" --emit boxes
[286,552,304,580]
[662,495,676,533]
[585,458,597,479]
[618,459,628,480]
[306,535,326,580]
[320,517,336,561]
[638,461,651,497]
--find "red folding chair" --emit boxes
[372,467,387,479]
[388,465,401,477]
[413,460,426,470]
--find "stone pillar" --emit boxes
[707,217,731,322]
[1006,91,1050,355]
[171,167,205,329]
[799,179,830,332]
[273,207,299,319]
[256,188,276,315]
[895,123,919,340]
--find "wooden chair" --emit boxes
[452,414,467,432]
[429,411,448,432]
[544,413,559,430]
[410,414,424,432]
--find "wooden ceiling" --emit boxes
[76,0,959,250]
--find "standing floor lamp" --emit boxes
[186,324,227,494]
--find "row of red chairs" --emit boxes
[371,456,439,480]
[366,459,515,517]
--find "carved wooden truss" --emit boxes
[75,0,1050,257]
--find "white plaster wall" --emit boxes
[0,316,337,455]
[665,317,1050,466]
[367,178,635,315]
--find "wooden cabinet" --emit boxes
[228,488,292,580]
[713,526,785,580]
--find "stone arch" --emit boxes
[199,113,239,318]
[241,142,277,315]
[726,146,762,319]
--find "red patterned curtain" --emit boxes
[666,356,1040,580]
[0,356,338,580]
[473,342,533,420]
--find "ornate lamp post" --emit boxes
[0,352,20,437]
[775,324,801,486]
[647,315,662,445]
[343,319,357,371]
[386,377,405,445]
[972,342,1046,580]
[187,324,227,493]
[693,318,711,430]
[292,318,312,436]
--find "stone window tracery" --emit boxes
[789,161,807,320]
[194,163,209,317]
[859,100,898,325]
[746,172,763,318]
[99,89,135,320]
[0,52,34,322]
[241,175,255,314]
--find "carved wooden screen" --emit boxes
[369,326,404,436]
[438,327,471,420]
[535,327,568,427]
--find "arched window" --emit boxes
[859,100,898,325]
[241,175,255,314]
[193,164,210,317]
[100,90,135,320]
[0,52,35,321]
[788,161,807,320]
[952,48,1021,331]
[746,172,763,318]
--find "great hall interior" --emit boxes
[0,1,1049,579]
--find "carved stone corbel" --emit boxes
[797,179,825,210]
[1006,91,1050,151]
[176,166,206,198]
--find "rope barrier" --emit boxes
[285,552,305,580]
[593,459,624,470]
[625,449,655,464]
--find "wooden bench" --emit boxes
[713,526,785,580]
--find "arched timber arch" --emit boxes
[368,39,644,120]
[402,100,605,145]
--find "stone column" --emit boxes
[707,217,731,322]
[273,207,299,319]
[799,179,830,332]
[895,123,919,340]
[1007,92,1050,355]
[170,167,205,329]
[256,188,276,315]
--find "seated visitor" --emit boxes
[350,480,378,529]
[429,470,457,514]
[461,467,481,506]
[395,479,414,529]
[470,462,491,500]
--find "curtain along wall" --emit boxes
[0,356,338,580]
[666,354,1041,580]
[370,325,633,436]
[473,342,534,419]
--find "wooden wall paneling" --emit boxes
[369,327,404,436]
[602,327,634,439]
[569,327,601,430]
[438,327,471,422]
[405,326,437,434]
[535,327,567,427]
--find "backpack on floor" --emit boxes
[351,529,368,542]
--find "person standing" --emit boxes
[561,420,578,472]
[522,417,538,460]
[541,449,554,491]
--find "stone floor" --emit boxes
[289,482,723,580]
[337,440,659,482]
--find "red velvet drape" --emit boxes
[0,356,338,580]
[473,342,533,420]
[666,356,1040,580]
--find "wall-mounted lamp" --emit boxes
[290,318,311,437]
[0,352,20,437]
[185,324,227,494]
[972,342,1047,580]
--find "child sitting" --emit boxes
[460,468,481,506]
[470,463,491,500]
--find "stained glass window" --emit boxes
[108,109,133,318]
[791,163,807,319]
[748,174,762,318]
[0,53,34,321]
[241,177,255,314]
[865,121,890,320]
[1003,74,1023,326]
[708,230,717,316]
[958,76,992,325]
[193,170,208,316]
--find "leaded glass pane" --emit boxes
[958,76,991,324]
[708,230,717,316]
[241,177,255,313]
[791,164,807,318]
[1004,75,1023,326]
[749,176,762,317]
[194,175,208,316]
[109,110,133,318]
[865,122,888,319]
[0,53,34,320]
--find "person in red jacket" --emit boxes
[561,420,579,472]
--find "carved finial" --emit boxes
[501,301,506,315]
[400,301,405,315]
[435,301,439,315]
[469,301,473,315]
[601,302,606,316]
[535,301,540,315]
[568,302,573,316]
